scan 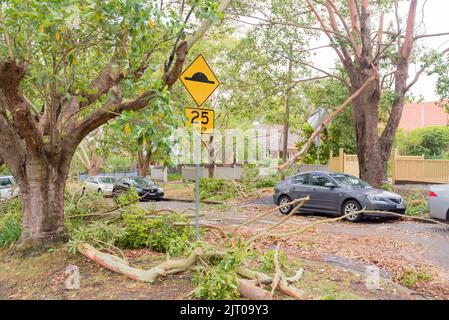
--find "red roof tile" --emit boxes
[399,101,448,131]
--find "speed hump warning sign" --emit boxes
[184,107,214,133]
[179,54,219,107]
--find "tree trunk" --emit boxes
[137,149,152,177]
[351,82,387,187]
[17,155,71,247]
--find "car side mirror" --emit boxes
[325,182,337,188]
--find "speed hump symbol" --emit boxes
[179,54,220,107]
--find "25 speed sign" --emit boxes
[185,107,214,133]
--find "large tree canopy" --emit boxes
[0,0,231,245]
[237,0,449,186]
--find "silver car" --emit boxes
[429,185,449,221]
[0,176,18,200]
[273,171,406,222]
[82,176,116,195]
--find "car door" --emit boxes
[289,174,314,210]
[85,177,97,191]
[308,173,340,213]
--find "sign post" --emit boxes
[179,54,219,241]
[194,124,201,240]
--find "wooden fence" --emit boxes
[328,149,360,177]
[328,148,449,184]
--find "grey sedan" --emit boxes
[273,171,406,222]
[429,185,449,221]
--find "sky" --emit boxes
[310,0,449,102]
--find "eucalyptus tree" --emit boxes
[0,0,231,246]
[241,0,449,186]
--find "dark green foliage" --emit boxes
[115,212,193,255]
[261,249,287,273]
[396,126,449,159]
[193,249,244,300]
[199,178,238,201]
[0,198,22,247]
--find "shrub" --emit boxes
[399,268,432,288]
[261,249,287,273]
[0,198,22,247]
[64,191,110,218]
[380,183,394,192]
[199,178,237,201]
[397,126,449,159]
[402,191,428,216]
[113,188,140,206]
[115,212,193,255]
[193,251,242,300]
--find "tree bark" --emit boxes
[18,154,72,244]
[349,76,387,186]
[137,149,152,177]
[0,0,233,248]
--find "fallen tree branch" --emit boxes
[269,209,365,237]
[232,197,308,235]
[271,243,282,297]
[80,243,202,283]
[245,197,309,245]
[278,75,377,172]
[237,278,273,300]
[362,210,449,228]
[271,243,304,299]
[236,267,273,285]
[173,222,227,238]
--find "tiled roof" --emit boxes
[399,101,449,131]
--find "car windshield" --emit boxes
[98,177,115,184]
[331,173,370,188]
[0,178,12,189]
[129,177,154,187]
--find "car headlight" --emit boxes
[367,194,389,203]
[157,187,164,193]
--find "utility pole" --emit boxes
[282,45,293,179]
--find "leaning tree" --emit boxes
[247,0,449,186]
[0,0,231,246]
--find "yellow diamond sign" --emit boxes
[179,54,219,107]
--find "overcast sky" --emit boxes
[309,0,449,102]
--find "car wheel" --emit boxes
[278,195,293,215]
[342,200,363,222]
[97,188,103,194]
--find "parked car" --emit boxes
[0,176,18,199]
[83,176,116,195]
[113,176,164,200]
[273,171,406,222]
[428,185,449,221]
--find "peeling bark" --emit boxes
[80,243,202,283]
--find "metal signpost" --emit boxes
[179,55,219,240]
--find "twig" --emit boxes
[245,197,309,245]
[232,197,308,235]
[269,209,365,237]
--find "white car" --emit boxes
[0,176,19,200]
[429,185,449,221]
[82,176,116,196]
